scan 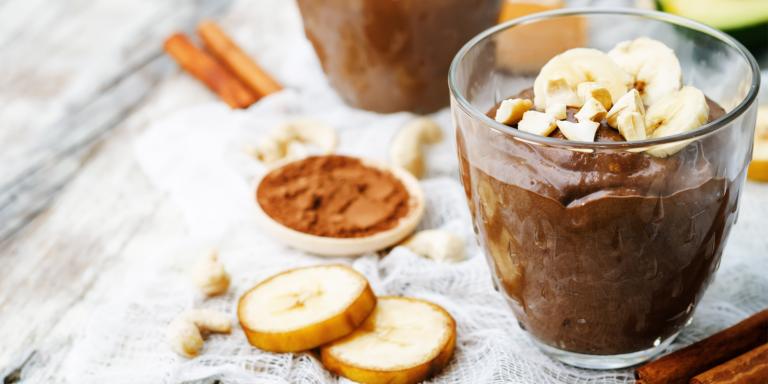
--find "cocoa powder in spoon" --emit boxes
[256,155,410,238]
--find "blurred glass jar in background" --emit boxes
[297,0,502,114]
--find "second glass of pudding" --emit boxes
[449,9,759,368]
[296,0,501,114]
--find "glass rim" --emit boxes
[447,7,761,149]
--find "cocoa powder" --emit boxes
[256,155,410,238]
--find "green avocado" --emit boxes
[657,0,768,56]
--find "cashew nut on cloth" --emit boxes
[389,117,443,178]
[167,309,231,358]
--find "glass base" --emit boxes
[530,332,679,370]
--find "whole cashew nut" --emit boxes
[167,309,231,358]
[191,249,230,297]
[255,119,337,164]
[402,229,466,263]
[389,117,443,178]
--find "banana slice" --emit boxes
[321,297,456,384]
[747,105,768,182]
[645,86,709,157]
[238,264,377,352]
[533,48,631,110]
[545,78,581,107]
[608,37,682,106]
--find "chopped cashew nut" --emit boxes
[167,309,231,358]
[617,111,647,141]
[402,229,465,262]
[545,102,567,120]
[191,249,230,297]
[575,97,607,123]
[255,119,338,164]
[495,98,533,125]
[576,82,613,110]
[606,89,644,128]
[545,78,581,108]
[518,111,557,137]
[556,120,599,142]
[390,117,443,178]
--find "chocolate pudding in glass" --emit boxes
[297,0,501,113]
[449,9,760,369]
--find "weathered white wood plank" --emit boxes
[0,0,232,242]
[0,71,220,381]
[0,124,187,382]
[0,0,237,380]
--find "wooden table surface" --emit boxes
[1,0,766,382]
[0,0,247,381]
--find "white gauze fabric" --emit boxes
[61,0,768,382]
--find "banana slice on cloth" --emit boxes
[321,297,456,384]
[645,86,709,157]
[608,37,682,106]
[533,48,631,110]
[238,264,376,352]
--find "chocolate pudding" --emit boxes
[456,89,741,355]
[296,0,501,113]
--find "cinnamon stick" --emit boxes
[163,33,258,109]
[635,309,768,384]
[690,343,768,384]
[197,20,282,98]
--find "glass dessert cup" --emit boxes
[449,9,760,369]
[296,0,501,114]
